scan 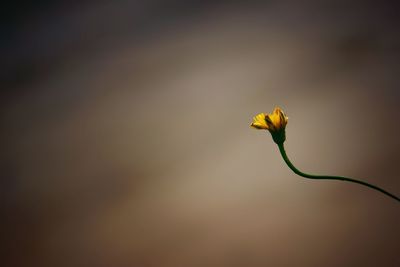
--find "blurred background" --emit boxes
[1,1,400,266]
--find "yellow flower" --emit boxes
[251,107,288,144]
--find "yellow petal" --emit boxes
[250,113,269,129]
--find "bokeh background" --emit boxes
[1,1,400,266]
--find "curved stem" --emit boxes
[277,143,400,202]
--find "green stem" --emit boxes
[277,143,400,202]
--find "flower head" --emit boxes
[251,107,288,144]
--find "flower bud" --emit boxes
[251,107,288,144]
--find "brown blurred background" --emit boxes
[1,1,400,266]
